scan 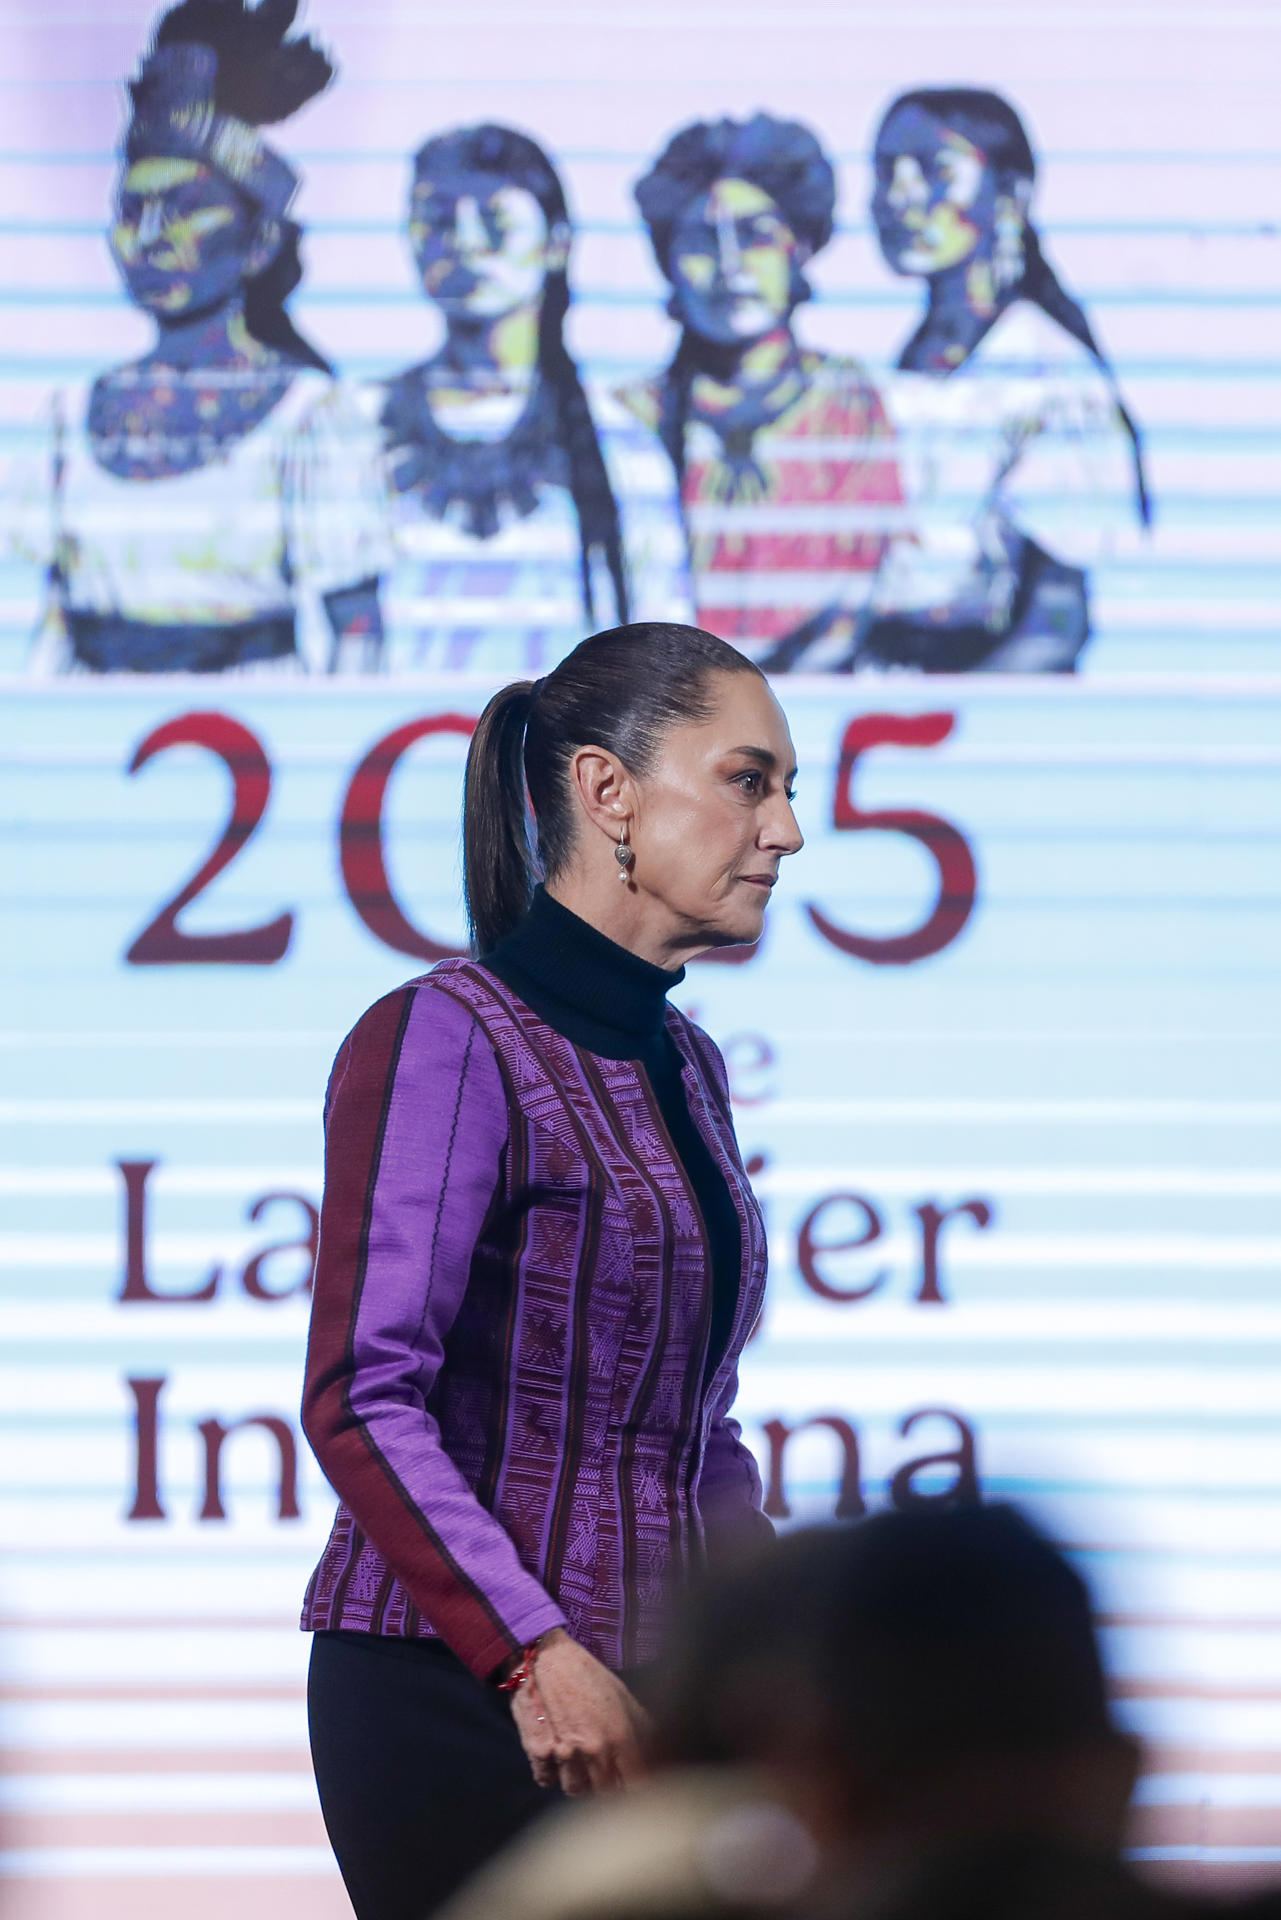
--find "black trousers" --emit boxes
[308,1630,560,1920]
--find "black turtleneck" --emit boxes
[483,888,741,1385]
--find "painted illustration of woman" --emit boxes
[621,114,903,674]
[377,124,690,675]
[863,87,1151,673]
[14,0,387,675]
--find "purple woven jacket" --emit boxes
[300,959,771,1680]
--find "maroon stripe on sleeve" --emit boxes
[302,987,523,1677]
[305,988,416,1445]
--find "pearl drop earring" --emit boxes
[614,822,634,883]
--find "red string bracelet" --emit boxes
[495,1642,540,1693]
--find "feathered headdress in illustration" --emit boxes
[125,0,334,217]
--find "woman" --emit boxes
[377,124,691,674]
[301,621,802,1920]
[864,88,1151,673]
[621,114,902,674]
[14,0,387,674]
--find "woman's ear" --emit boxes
[568,746,634,842]
[246,216,285,281]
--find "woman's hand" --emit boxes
[507,1629,650,1795]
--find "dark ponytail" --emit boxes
[462,622,760,954]
[1019,228,1152,528]
[537,266,629,626]
[463,681,539,956]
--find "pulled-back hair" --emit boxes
[463,623,759,954]
[635,112,836,273]
[883,87,1036,184]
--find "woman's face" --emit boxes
[668,177,800,346]
[409,165,566,319]
[110,158,264,317]
[872,105,997,276]
[629,671,803,954]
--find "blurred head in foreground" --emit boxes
[654,1503,1139,1862]
[436,1507,1144,1920]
